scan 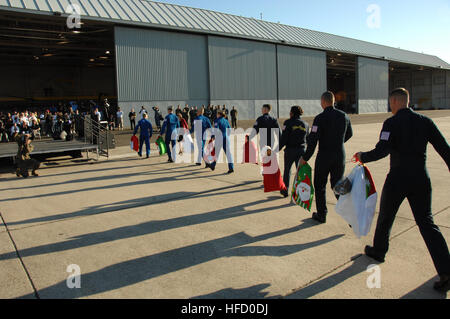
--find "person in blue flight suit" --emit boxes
[133,113,153,158]
[190,107,212,167]
[209,111,234,174]
[161,106,180,163]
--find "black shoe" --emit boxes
[16,169,21,177]
[364,246,385,263]
[168,159,174,163]
[138,153,142,157]
[312,212,326,224]
[434,275,450,293]
[210,164,216,171]
[227,169,234,175]
[280,189,289,198]
[196,163,202,166]
[205,163,210,169]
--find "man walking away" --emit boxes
[355,88,450,293]
[210,111,234,174]
[191,107,212,167]
[300,91,353,224]
[133,113,153,158]
[161,106,180,163]
[280,106,309,197]
[249,104,281,151]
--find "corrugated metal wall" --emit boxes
[411,70,432,109]
[208,35,277,100]
[208,36,277,120]
[358,57,389,113]
[277,45,326,117]
[115,26,209,103]
[432,70,447,109]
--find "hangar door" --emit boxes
[358,57,389,113]
[114,26,209,122]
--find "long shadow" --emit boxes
[0,195,291,260]
[18,225,344,299]
[0,169,250,203]
[284,255,371,299]
[1,166,211,192]
[3,180,262,227]
[400,278,447,299]
[192,283,276,299]
[0,160,195,188]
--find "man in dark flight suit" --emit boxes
[249,104,281,151]
[300,91,353,224]
[355,88,450,292]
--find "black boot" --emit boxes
[312,212,326,224]
[434,275,450,293]
[364,246,385,263]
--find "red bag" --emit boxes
[131,135,139,152]
[243,136,258,164]
[261,149,287,193]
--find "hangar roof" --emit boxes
[1,0,449,70]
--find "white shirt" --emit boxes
[139,109,148,119]
[117,111,123,118]
[95,111,102,122]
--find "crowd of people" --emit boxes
[0,110,83,143]
[131,104,239,133]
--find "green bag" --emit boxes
[291,163,315,212]
[156,137,167,156]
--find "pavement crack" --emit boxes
[0,212,40,299]
[390,205,450,241]
[283,254,365,298]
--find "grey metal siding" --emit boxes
[432,69,446,108]
[208,36,277,100]
[277,45,326,100]
[358,57,389,100]
[411,70,432,109]
[115,26,209,103]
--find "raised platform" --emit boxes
[0,139,98,159]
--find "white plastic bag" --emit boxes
[181,133,195,154]
[335,165,378,238]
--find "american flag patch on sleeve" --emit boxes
[311,126,318,133]
[380,132,390,141]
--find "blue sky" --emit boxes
[159,0,450,64]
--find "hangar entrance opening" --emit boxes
[326,53,357,114]
[389,62,445,111]
[0,11,116,114]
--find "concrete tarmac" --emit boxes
[0,111,449,299]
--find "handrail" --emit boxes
[82,115,115,159]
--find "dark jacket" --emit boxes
[361,108,450,172]
[303,106,353,162]
[250,113,281,149]
[280,117,309,151]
